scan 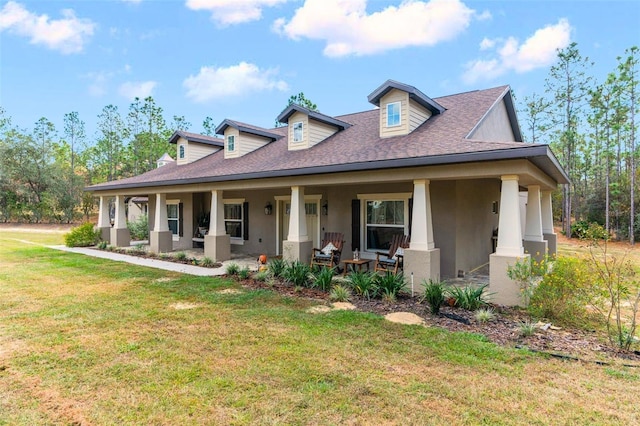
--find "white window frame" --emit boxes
[178,144,185,159]
[292,121,304,143]
[227,135,235,152]
[223,198,244,245]
[386,101,401,127]
[166,199,180,240]
[357,193,411,255]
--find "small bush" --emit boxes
[238,267,251,280]
[254,271,269,282]
[268,258,287,278]
[347,270,378,300]
[283,261,311,287]
[97,240,108,250]
[474,308,496,323]
[130,243,146,254]
[519,321,536,337]
[571,221,609,240]
[329,284,351,302]
[201,257,214,267]
[311,267,335,292]
[448,284,490,311]
[64,223,100,247]
[422,279,446,315]
[127,215,149,240]
[375,272,406,299]
[226,263,240,275]
[174,251,188,261]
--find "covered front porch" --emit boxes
[94,159,560,306]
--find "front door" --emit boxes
[277,198,320,255]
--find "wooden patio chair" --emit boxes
[374,234,410,275]
[310,232,344,269]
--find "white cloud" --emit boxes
[183,62,288,103]
[475,9,492,21]
[185,0,287,26]
[463,18,572,84]
[273,0,475,57]
[0,1,95,54]
[118,81,157,100]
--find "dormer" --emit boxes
[169,131,224,165]
[367,80,445,138]
[215,119,281,159]
[276,104,351,151]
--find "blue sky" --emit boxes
[1,0,639,140]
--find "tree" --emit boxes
[520,93,551,144]
[91,105,127,182]
[171,115,191,132]
[202,116,217,136]
[275,92,319,127]
[59,112,86,222]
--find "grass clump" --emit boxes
[283,261,311,287]
[422,279,446,315]
[448,284,490,311]
[226,262,240,275]
[347,270,378,300]
[519,321,536,337]
[329,284,351,302]
[97,240,108,250]
[64,222,100,247]
[254,270,269,282]
[238,267,251,280]
[201,256,214,267]
[376,272,405,301]
[174,251,188,261]
[311,266,335,292]
[268,257,287,278]
[474,308,496,323]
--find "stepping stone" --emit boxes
[331,302,356,311]
[307,305,332,314]
[384,312,425,326]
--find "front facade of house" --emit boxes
[88,80,569,306]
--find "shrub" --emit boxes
[226,263,240,275]
[174,251,188,261]
[347,270,378,300]
[447,284,490,311]
[329,284,351,302]
[375,272,406,299]
[268,258,287,278]
[97,240,108,250]
[64,223,100,247]
[311,267,335,292]
[528,256,592,327]
[283,261,311,287]
[129,243,146,254]
[201,257,214,267]
[238,267,251,280]
[474,308,496,323]
[422,279,446,315]
[519,321,536,337]
[254,271,269,282]
[571,221,609,240]
[127,215,149,240]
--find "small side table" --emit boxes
[343,259,372,276]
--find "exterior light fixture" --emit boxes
[322,202,328,216]
[264,202,273,215]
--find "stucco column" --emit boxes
[405,179,440,294]
[110,195,130,247]
[283,186,312,263]
[523,185,547,263]
[96,195,111,243]
[149,193,172,253]
[205,189,230,261]
[490,175,529,306]
[541,190,557,258]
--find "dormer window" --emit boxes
[386,102,401,127]
[178,144,185,159]
[293,122,303,143]
[227,135,235,152]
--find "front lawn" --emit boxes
[1,230,639,424]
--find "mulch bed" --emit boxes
[236,277,640,365]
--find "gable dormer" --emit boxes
[367,80,445,138]
[169,131,224,165]
[276,104,351,151]
[215,119,281,159]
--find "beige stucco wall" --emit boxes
[469,99,516,141]
[431,181,457,278]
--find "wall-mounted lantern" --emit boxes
[264,202,273,215]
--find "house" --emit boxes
[88,80,569,306]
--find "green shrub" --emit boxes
[447,284,490,311]
[254,271,269,282]
[474,308,496,323]
[571,221,609,240]
[311,267,335,292]
[129,243,146,254]
[422,279,446,315]
[519,321,536,337]
[127,215,149,240]
[528,256,592,327]
[64,223,100,247]
[201,257,214,267]
[226,263,240,275]
[268,258,287,278]
[174,251,188,261]
[375,272,406,299]
[283,261,311,287]
[329,284,351,302]
[97,240,108,250]
[238,267,251,280]
[347,270,378,300]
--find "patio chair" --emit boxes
[310,232,344,269]
[374,234,410,275]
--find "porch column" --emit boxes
[204,189,230,261]
[283,186,312,263]
[110,194,130,247]
[523,185,547,263]
[96,195,111,243]
[541,190,557,258]
[404,179,440,294]
[149,193,172,253]
[490,175,529,306]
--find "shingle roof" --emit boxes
[168,130,223,147]
[89,85,568,191]
[215,119,283,141]
[276,104,352,130]
[368,79,446,114]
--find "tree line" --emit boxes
[520,43,638,242]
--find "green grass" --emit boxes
[1,230,640,424]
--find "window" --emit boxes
[227,135,235,152]
[386,102,401,127]
[224,203,243,239]
[167,203,179,235]
[293,122,303,143]
[178,144,185,159]
[363,198,408,251]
